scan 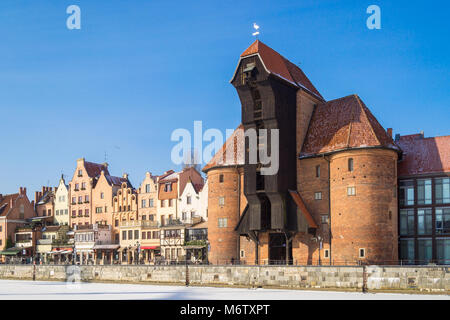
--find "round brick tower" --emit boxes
[329,148,398,264]
[206,167,241,264]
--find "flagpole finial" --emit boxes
[252,22,260,39]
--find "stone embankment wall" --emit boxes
[0,265,448,293]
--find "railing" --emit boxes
[120,220,160,228]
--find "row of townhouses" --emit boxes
[0,159,208,265]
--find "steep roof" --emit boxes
[0,193,19,217]
[234,40,323,100]
[85,161,109,178]
[106,175,131,187]
[300,94,400,158]
[397,134,450,177]
[202,124,245,172]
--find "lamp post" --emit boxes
[318,236,322,266]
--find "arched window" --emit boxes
[348,158,354,172]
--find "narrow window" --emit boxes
[219,174,224,183]
[348,158,354,172]
[347,186,356,196]
[314,192,322,200]
[324,249,329,258]
[359,248,365,258]
[316,165,320,178]
[219,197,225,206]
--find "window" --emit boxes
[399,180,414,206]
[100,192,104,199]
[348,158,354,172]
[95,207,102,214]
[145,184,151,193]
[75,183,79,191]
[417,208,432,235]
[72,197,76,204]
[400,209,415,235]
[81,182,86,190]
[122,231,127,240]
[78,210,82,217]
[128,230,133,240]
[219,197,225,206]
[142,215,146,220]
[149,215,154,221]
[72,210,76,217]
[347,186,356,196]
[435,178,450,204]
[219,174,224,183]
[436,207,450,234]
[187,196,192,205]
[218,218,228,228]
[56,210,59,216]
[141,199,147,208]
[78,196,82,203]
[321,214,329,224]
[359,248,365,258]
[314,192,322,200]
[436,238,450,265]
[149,199,154,207]
[240,250,245,258]
[78,170,82,176]
[161,200,165,207]
[400,239,415,264]
[134,230,139,240]
[85,209,89,216]
[115,220,118,227]
[324,249,329,258]
[417,179,432,205]
[169,199,173,207]
[164,183,172,192]
[417,239,432,264]
[142,232,146,240]
[315,165,320,178]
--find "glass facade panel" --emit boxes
[417,239,432,264]
[417,179,432,205]
[436,207,450,234]
[417,208,432,235]
[400,209,415,235]
[435,178,450,204]
[400,239,415,264]
[399,180,414,206]
[436,238,450,265]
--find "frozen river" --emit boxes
[0,280,448,300]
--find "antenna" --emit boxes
[104,151,108,163]
[252,22,260,39]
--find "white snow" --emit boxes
[0,280,448,300]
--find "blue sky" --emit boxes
[0,0,449,195]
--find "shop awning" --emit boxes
[140,246,159,250]
[93,244,120,250]
[52,248,73,252]
[0,248,21,256]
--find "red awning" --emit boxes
[289,190,318,228]
[52,248,73,252]
[140,246,159,250]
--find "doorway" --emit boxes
[269,233,292,265]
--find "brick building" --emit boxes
[203,40,449,265]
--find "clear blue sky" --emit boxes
[0,0,449,195]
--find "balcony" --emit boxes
[120,220,160,228]
[37,238,52,245]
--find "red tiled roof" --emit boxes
[300,94,399,157]
[85,161,109,178]
[202,124,245,172]
[397,134,450,177]
[0,193,19,217]
[238,40,323,100]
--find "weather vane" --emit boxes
[252,22,260,39]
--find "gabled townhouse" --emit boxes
[54,176,70,226]
[69,158,109,228]
[0,187,36,261]
[92,171,129,240]
[35,186,55,218]
[157,167,204,226]
[74,223,114,265]
[179,177,205,224]
[137,171,159,222]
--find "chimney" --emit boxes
[387,128,393,138]
[35,191,40,203]
[10,197,13,208]
[23,187,26,195]
[123,173,129,179]
[420,130,424,138]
